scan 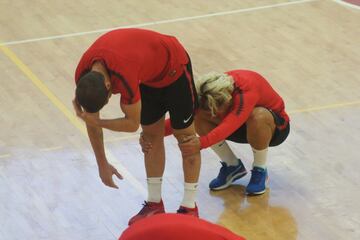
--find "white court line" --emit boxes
[40,146,63,152]
[0,0,316,46]
[332,0,360,9]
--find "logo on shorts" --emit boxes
[183,114,193,123]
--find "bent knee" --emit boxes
[247,108,273,125]
[174,133,197,145]
[173,124,196,142]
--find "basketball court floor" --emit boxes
[0,0,359,239]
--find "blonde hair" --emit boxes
[196,72,234,116]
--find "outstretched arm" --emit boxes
[72,99,123,188]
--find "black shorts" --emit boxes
[140,60,198,129]
[226,109,290,147]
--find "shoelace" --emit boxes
[138,201,151,214]
[217,161,228,177]
[250,169,263,184]
[177,207,188,214]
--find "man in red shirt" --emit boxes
[72,28,200,225]
[142,70,290,195]
[118,214,246,240]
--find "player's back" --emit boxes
[119,214,246,240]
[227,69,289,122]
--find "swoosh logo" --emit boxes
[183,114,193,123]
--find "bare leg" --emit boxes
[128,117,167,225]
[246,107,276,150]
[141,117,166,202]
[195,110,239,166]
[245,107,276,194]
[194,110,218,136]
[173,122,201,209]
[173,122,201,183]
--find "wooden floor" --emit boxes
[1,0,360,239]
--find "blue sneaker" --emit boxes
[246,167,268,195]
[209,159,247,190]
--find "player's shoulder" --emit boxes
[226,69,260,77]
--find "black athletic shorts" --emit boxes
[226,109,290,147]
[140,59,198,129]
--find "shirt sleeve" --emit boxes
[108,61,140,105]
[120,84,140,105]
[199,90,259,149]
[74,52,91,83]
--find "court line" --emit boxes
[40,146,64,152]
[0,45,146,197]
[288,100,360,114]
[0,0,316,46]
[332,0,360,10]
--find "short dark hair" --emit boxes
[75,71,109,113]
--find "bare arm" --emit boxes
[85,112,106,167]
[98,100,141,132]
[72,99,122,188]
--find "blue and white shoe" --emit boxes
[209,159,247,190]
[246,167,268,195]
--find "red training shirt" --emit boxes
[119,213,246,240]
[75,28,189,104]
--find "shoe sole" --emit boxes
[210,170,247,191]
[246,189,266,196]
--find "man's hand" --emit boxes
[139,132,152,154]
[178,135,201,157]
[98,162,123,188]
[72,98,100,127]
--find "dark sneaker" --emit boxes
[246,167,268,195]
[128,200,165,225]
[176,204,199,217]
[209,159,247,190]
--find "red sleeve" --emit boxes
[199,90,258,149]
[119,82,140,105]
[117,67,140,104]
[164,118,173,136]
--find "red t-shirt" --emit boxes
[165,70,289,149]
[119,214,246,240]
[75,28,189,104]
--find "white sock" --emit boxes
[147,177,162,203]
[181,182,198,208]
[252,147,268,169]
[211,141,239,166]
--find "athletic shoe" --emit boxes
[177,204,199,217]
[128,200,165,225]
[246,167,268,195]
[209,159,247,190]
